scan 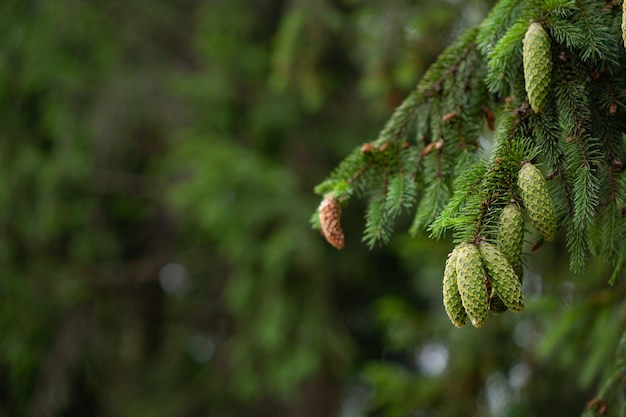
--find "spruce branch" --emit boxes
[314,0,626,283]
[567,162,600,272]
[573,0,620,68]
[430,123,536,243]
[476,0,525,55]
[544,0,584,48]
[418,28,481,96]
[428,156,486,239]
[485,19,528,95]
[543,0,577,16]
[363,191,392,248]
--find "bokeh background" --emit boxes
[1,1,624,416]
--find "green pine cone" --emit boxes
[497,202,524,278]
[523,22,552,113]
[443,246,468,328]
[456,243,489,328]
[517,162,556,241]
[479,241,524,313]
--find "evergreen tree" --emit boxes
[314,1,626,415]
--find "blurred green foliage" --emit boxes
[0,0,624,416]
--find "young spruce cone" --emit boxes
[523,22,552,113]
[442,245,468,328]
[497,202,524,278]
[455,243,489,328]
[479,241,524,313]
[517,162,556,241]
[318,194,344,249]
